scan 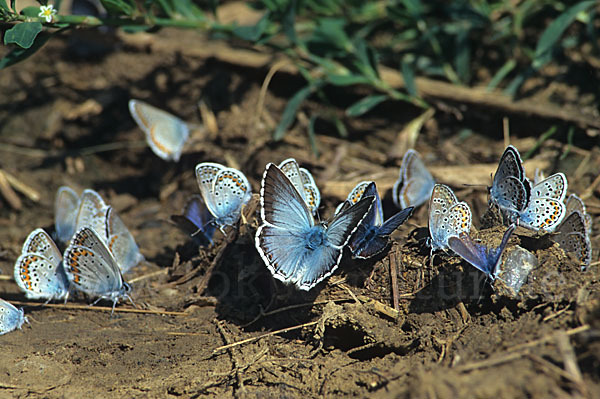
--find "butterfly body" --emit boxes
[14,228,70,301]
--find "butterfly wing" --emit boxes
[492,145,525,188]
[74,189,109,238]
[14,254,69,300]
[105,207,144,273]
[491,146,529,214]
[194,162,226,218]
[14,229,69,300]
[566,194,592,235]
[63,227,125,297]
[378,207,414,236]
[128,99,189,162]
[530,173,567,201]
[491,175,529,215]
[209,167,252,226]
[350,205,413,260]
[554,211,591,270]
[519,198,566,232]
[54,186,79,244]
[299,167,321,214]
[395,150,435,209]
[0,299,26,335]
[278,158,306,200]
[172,194,217,243]
[21,228,62,264]
[448,224,515,278]
[256,163,316,286]
[428,184,460,250]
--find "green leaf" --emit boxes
[0,31,51,69]
[345,94,387,117]
[326,74,370,86]
[486,59,516,91]
[454,29,470,83]
[4,22,42,49]
[0,0,10,12]
[233,11,270,42]
[282,0,297,45]
[21,6,42,17]
[172,0,205,20]
[100,0,134,16]
[273,84,316,141]
[332,115,347,138]
[533,1,596,69]
[400,60,417,97]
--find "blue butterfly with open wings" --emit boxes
[255,163,374,291]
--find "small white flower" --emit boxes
[38,4,57,23]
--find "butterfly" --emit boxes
[428,184,472,251]
[170,195,217,245]
[62,188,143,273]
[278,158,321,215]
[14,228,70,302]
[255,163,374,291]
[195,162,252,231]
[336,181,414,259]
[565,194,592,236]
[54,186,80,244]
[554,211,591,271]
[518,173,567,232]
[128,99,189,162]
[63,227,134,313]
[0,299,28,336]
[489,145,530,221]
[447,224,516,280]
[393,149,435,209]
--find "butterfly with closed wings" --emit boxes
[428,184,472,252]
[393,149,435,209]
[14,228,70,302]
[0,299,28,336]
[129,99,190,162]
[63,227,134,313]
[195,162,252,233]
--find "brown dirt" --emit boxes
[0,29,599,399]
